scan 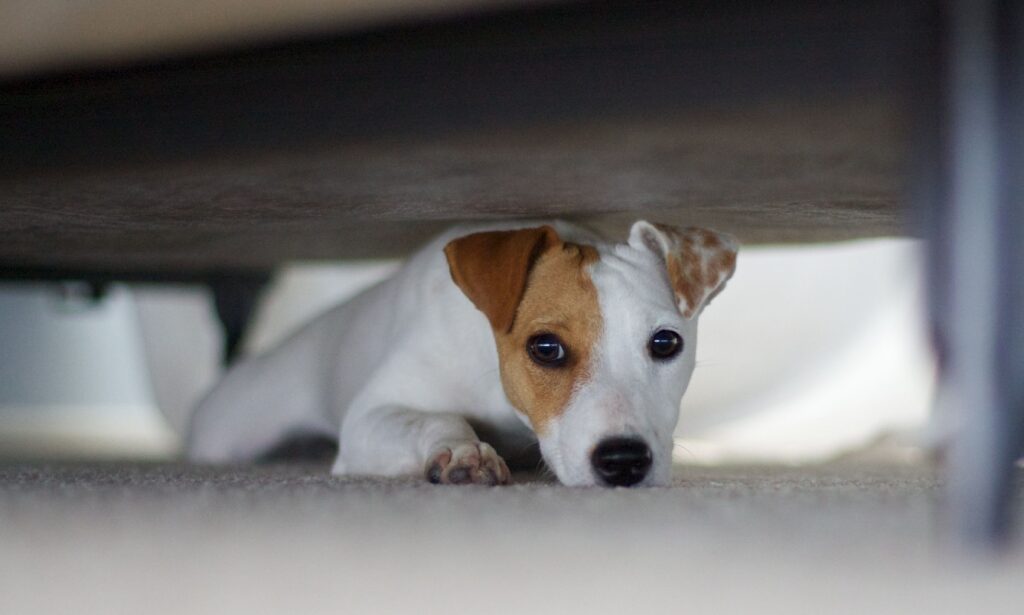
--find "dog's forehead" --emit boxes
[589,244,680,315]
[584,243,696,400]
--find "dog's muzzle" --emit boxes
[591,437,652,487]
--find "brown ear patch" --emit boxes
[444,226,561,333]
[647,223,738,319]
[666,236,737,318]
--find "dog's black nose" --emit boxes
[591,437,652,487]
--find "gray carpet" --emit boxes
[1,462,1022,615]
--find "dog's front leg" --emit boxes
[334,406,511,485]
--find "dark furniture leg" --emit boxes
[925,0,1024,548]
[209,274,270,364]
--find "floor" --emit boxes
[1,461,1022,614]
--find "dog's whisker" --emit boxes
[536,463,556,482]
[672,440,697,461]
[520,442,552,478]
[515,440,541,458]
[529,447,556,481]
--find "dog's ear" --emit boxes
[444,226,562,332]
[629,221,739,319]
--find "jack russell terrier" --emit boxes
[187,221,738,487]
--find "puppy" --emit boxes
[187,220,738,487]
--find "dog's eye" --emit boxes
[527,333,567,367]
[649,329,683,360]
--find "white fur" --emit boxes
[542,241,697,486]
[187,221,731,486]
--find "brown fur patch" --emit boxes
[445,227,602,434]
[493,240,601,434]
[699,229,722,249]
[445,226,559,332]
[657,226,737,319]
[666,247,702,319]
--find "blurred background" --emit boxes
[0,236,935,466]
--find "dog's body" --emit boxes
[188,220,737,487]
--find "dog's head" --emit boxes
[444,221,737,486]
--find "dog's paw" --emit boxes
[425,442,511,486]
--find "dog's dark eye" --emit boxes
[649,330,683,360]
[527,333,567,367]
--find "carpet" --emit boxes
[1,462,1021,615]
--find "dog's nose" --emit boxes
[591,437,652,487]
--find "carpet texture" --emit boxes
[1,462,1022,615]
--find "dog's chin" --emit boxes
[645,463,672,487]
[552,469,600,487]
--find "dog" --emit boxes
[187,220,738,487]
